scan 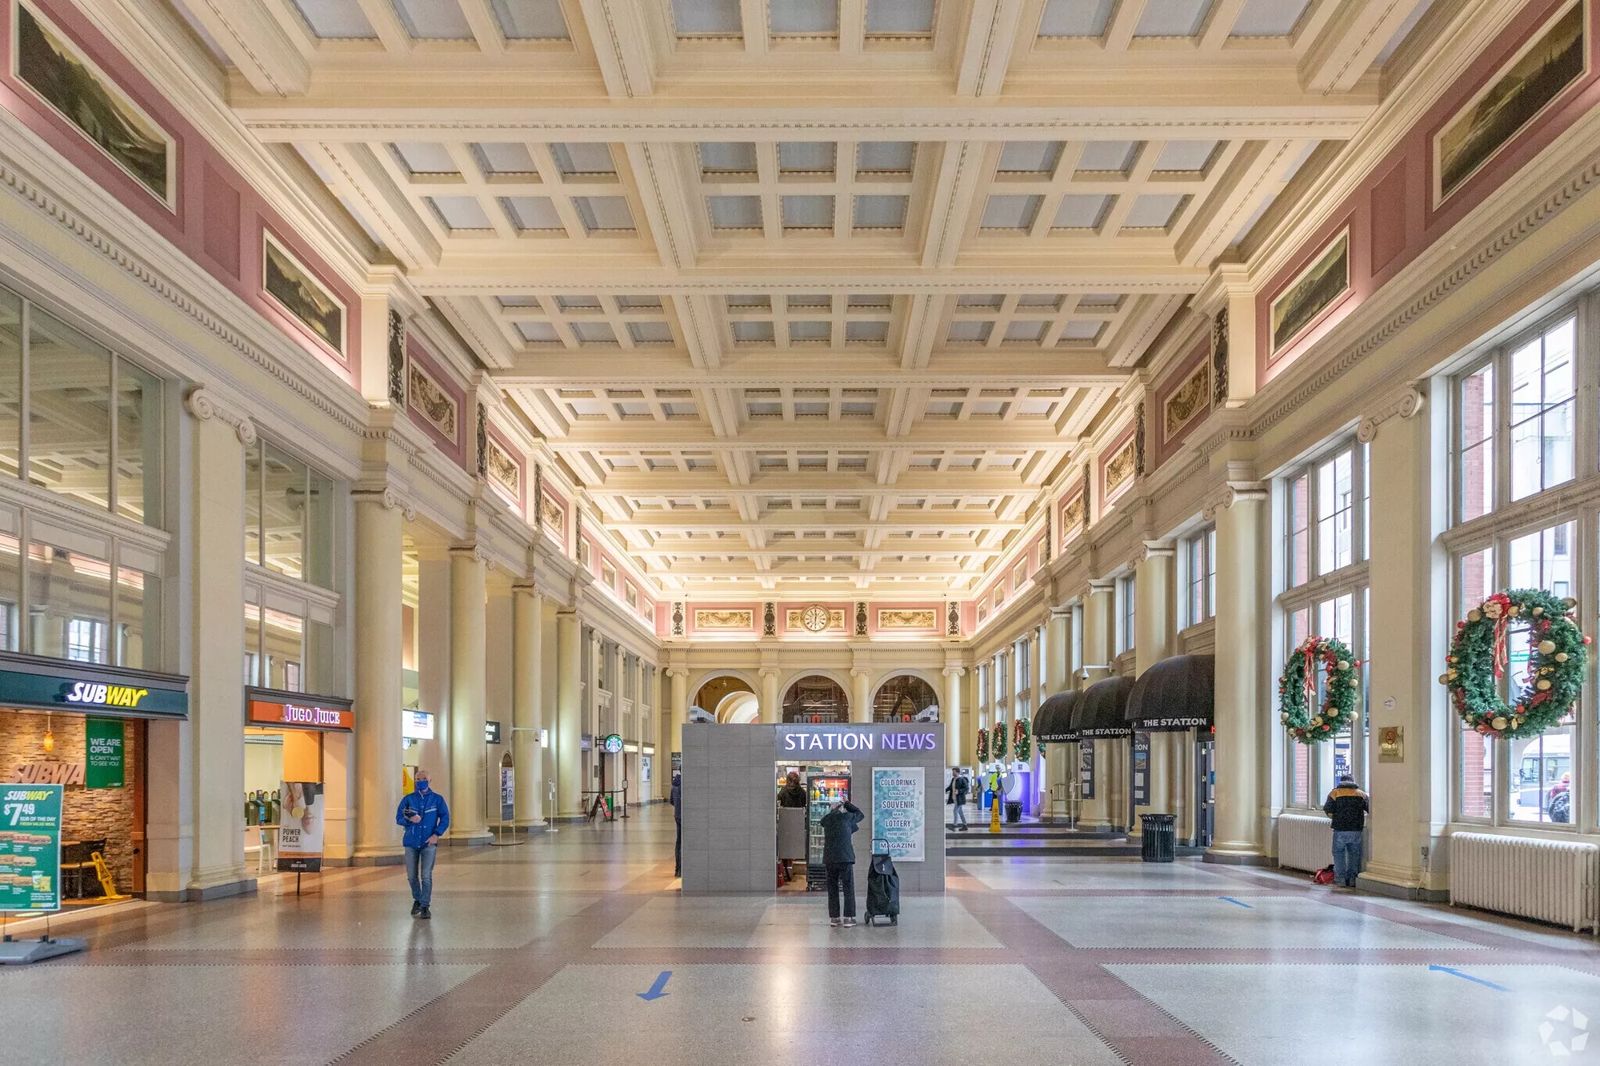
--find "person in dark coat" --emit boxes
[670,771,682,878]
[948,769,970,831]
[777,772,807,808]
[819,799,864,927]
[1322,775,1369,889]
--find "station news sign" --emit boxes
[776,725,941,756]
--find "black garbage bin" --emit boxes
[1004,801,1022,823]
[1140,813,1176,862]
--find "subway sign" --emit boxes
[0,660,188,719]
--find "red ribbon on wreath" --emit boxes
[1302,638,1318,713]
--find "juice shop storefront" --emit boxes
[0,653,187,907]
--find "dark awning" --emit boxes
[1126,654,1215,732]
[1072,676,1134,738]
[1034,691,1080,744]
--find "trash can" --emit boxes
[1140,813,1176,862]
[1005,801,1022,823]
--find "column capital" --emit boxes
[1087,578,1116,594]
[449,541,488,564]
[1222,481,1268,508]
[1356,384,1426,443]
[942,666,967,679]
[511,580,542,598]
[849,667,870,679]
[184,386,257,446]
[664,667,689,680]
[1139,539,1177,560]
[352,485,415,520]
[758,667,780,680]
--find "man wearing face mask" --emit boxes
[396,769,450,919]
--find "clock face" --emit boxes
[801,605,830,633]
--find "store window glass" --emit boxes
[244,603,263,686]
[1509,318,1575,502]
[0,290,20,479]
[29,539,112,663]
[1456,547,1495,819]
[303,466,336,589]
[1117,574,1136,654]
[1315,450,1353,575]
[263,607,304,692]
[0,531,17,653]
[1456,363,1494,522]
[115,360,162,526]
[28,310,111,513]
[114,563,160,670]
[261,444,308,581]
[1184,528,1215,628]
[1286,473,1309,585]
[1506,522,1576,825]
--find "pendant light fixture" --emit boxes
[42,713,55,754]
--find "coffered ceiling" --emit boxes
[163,0,1441,598]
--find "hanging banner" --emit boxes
[85,718,125,790]
[0,783,63,912]
[1079,741,1095,799]
[871,766,925,862]
[277,781,324,873]
[1131,732,1150,807]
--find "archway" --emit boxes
[716,691,760,724]
[873,674,940,722]
[782,674,849,723]
[694,675,753,722]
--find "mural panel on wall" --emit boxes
[539,496,564,541]
[694,609,753,630]
[1435,1,1585,204]
[1270,230,1349,353]
[264,234,346,356]
[485,436,521,504]
[1103,433,1137,498]
[407,357,458,440]
[14,2,173,207]
[877,608,937,631]
[1163,360,1211,442]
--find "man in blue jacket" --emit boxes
[396,769,450,918]
[819,799,864,927]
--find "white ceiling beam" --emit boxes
[1298,0,1429,93]
[542,423,1079,449]
[956,0,1027,97]
[584,472,1033,495]
[617,511,999,531]
[495,351,1128,387]
[178,0,311,96]
[571,0,659,97]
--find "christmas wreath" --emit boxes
[1278,637,1360,744]
[992,720,1009,761]
[1013,718,1032,763]
[976,728,989,762]
[1443,588,1589,740]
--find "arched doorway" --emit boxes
[694,675,753,724]
[782,675,848,723]
[716,691,760,724]
[873,674,939,722]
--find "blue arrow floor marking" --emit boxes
[638,971,673,1001]
[1428,965,1509,992]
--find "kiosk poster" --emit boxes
[1131,733,1150,807]
[0,783,63,911]
[86,718,125,789]
[871,767,925,862]
[277,781,324,872]
[1079,742,1095,799]
[500,763,514,822]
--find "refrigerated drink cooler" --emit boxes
[805,772,851,890]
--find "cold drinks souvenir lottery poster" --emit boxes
[871,767,925,862]
[0,783,63,911]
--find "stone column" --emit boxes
[352,488,405,865]
[415,552,451,800]
[1210,483,1269,862]
[1361,386,1447,895]
[512,583,545,828]
[448,546,488,842]
[484,581,513,828]
[850,668,872,724]
[942,666,965,763]
[1079,580,1115,830]
[667,667,688,774]
[180,394,251,896]
[1046,608,1072,820]
[555,612,582,818]
[1134,542,1177,832]
[759,668,781,725]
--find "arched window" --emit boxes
[872,674,939,722]
[782,675,848,723]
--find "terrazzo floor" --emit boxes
[4,806,1599,1065]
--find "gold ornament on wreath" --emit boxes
[1277,636,1361,745]
[1442,589,1588,740]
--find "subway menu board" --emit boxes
[0,784,63,912]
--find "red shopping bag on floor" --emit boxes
[1312,866,1335,885]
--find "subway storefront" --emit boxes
[0,653,187,907]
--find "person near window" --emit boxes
[671,771,683,877]
[396,769,450,919]
[1323,775,1369,889]
[777,772,807,877]
[819,798,864,927]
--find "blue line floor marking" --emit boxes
[1428,965,1510,992]
[1218,896,1253,909]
